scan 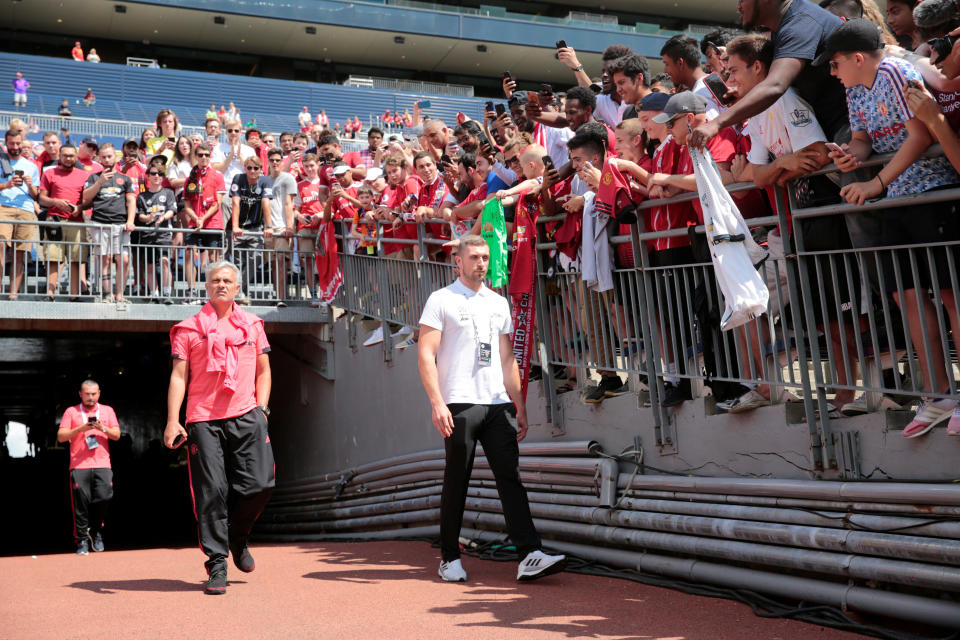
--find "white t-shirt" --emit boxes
[594,93,629,128]
[746,87,826,165]
[267,171,298,229]
[535,123,574,167]
[692,76,723,122]
[298,111,312,128]
[167,159,193,196]
[419,279,513,405]
[211,142,255,189]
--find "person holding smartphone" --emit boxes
[165,261,274,595]
[418,236,566,584]
[38,144,89,299]
[0,128,40,300]
[57,379,121,555]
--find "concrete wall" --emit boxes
[268,317,959,484]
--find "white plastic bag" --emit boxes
[690,146,769,331]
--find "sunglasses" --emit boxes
[506,156,521,165]
[147,171,163,176]
[227,128,241,133]
[268,157,283,162]
[245,166,260,171]
[196,152,211,157]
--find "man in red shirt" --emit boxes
[71,41,84,61]
[57,379,121,555]
[115,139,147,191]
[38,144,89,299]
[183,143,226,299]
[412,152,450,261]
[165,261,274,595]
[377,154,421,258]
[315,133,366,187]
[326,163,360,220]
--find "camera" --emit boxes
[929,35,957,62]
[320,152,336,164]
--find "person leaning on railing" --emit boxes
[38,144,88,300]
[819,19,960,437]
[0,128,40,300]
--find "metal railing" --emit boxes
[319,156,960,475]
[0,219,326,306]
[344,75,475,98]
[0,110,206,142]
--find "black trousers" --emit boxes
[187,408,275,570]
[70,467,113,544]
[441,403,541,562]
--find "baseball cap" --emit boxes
[652,92,708,124]
[81,136,99,148]
[15,71,22,77]
[638,92,670,112]
[813,19,885,66]
[122,137,139,148]
[365,167,383,181]
[332,164,350,176]
[74,41,81,46]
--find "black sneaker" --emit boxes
[205,565,228,595]
[584,376,624,404]
[661,380,692,407]
[91,531,104,552]
[76,538,90,556]
[230,538,255,573]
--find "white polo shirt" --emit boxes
[419,278,513,405]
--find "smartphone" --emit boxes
[440,153,452,167]
[542,155,555,170]
[703,73,735,107]
[172,433,186,449]
[907,79,923,90]
[416,99,432,109]
[88,416,97,423]
[485,101,495,114]
[494,103,506,117]
[824,142,845,155]
[526,91,541,107]
[502,71,513,82]
[556,40,567,50]
[167,136,176,142]
[14,169,24,177]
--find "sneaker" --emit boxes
[438,558,467,582]
[76,538,90,556]
[162,297,174,305]
[205,565,228,595]
[90,531,104,553]
[947,407,960,436]
[517,550,567,581]
[310,298,321,308]
[395,337,417,350]
[840,395,901,418]
[726,389,770,414]
[661,380,691,408]
[230,538,255,573]
[391,325,413,339]
[902,397,958,438]
[276,300,288,308]
[363,326,384,347]
[583,375,623,404]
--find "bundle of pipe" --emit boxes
[257,443,960,628]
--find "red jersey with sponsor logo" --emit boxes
[418,175,450,241]
[297,177,323,229]
[318,153,363,189]
[509,189,539,296]
[329,184,359,220]
[647,137,695,251]
[115,161,147,192]
[183,166,225,229]
[380,175,422,252]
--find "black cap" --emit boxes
[80,136,99,148]
[122,137,139,148]
[652,91,707,123]
[813,19,885,66]
[638,92,670,112]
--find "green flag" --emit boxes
[480,197,508,289]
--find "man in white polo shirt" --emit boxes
[417,235,566,584]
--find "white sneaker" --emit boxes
[363,326,384,347]
[726,389,769,414]
[438,558,467,582]
[840,394,901,418]
[902,397,958,438]
[391,325,413,339]
[517,550,566,581]
[395,337,416,350]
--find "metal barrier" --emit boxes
[0,219,323,306]
[0,110,205,142]
[318,157,960,474]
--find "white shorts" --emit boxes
[91,224,131,256]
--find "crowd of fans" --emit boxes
[2,0,960,435]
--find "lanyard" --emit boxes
[83,403,101,423]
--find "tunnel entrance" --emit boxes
[0,331,198,556]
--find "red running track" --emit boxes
[0,542,863,639]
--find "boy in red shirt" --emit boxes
[295,153,324,304]
[57,380,121,555]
